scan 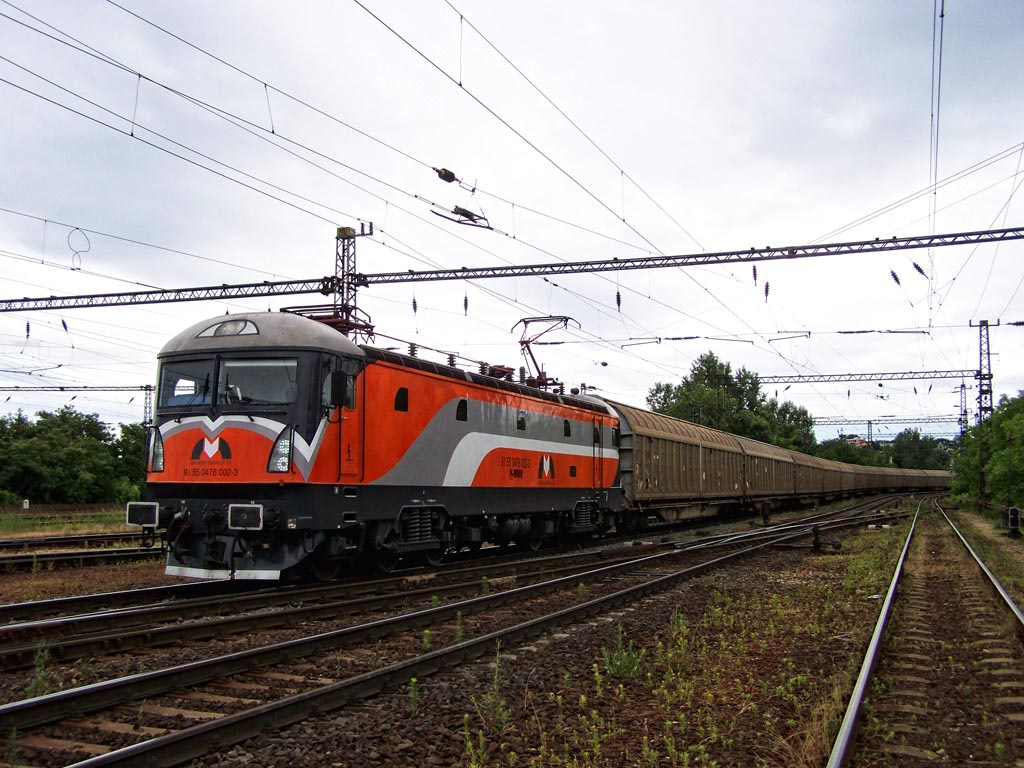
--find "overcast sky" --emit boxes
[1,0,1022,442]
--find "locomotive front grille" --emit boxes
[400,507,433,543]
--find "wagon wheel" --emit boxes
[524,535,543,552]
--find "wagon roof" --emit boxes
[602,399,743,450]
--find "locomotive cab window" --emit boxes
[322,372,355,409]
[394,387,409,412]
[159,359,214,407]
[516,411,526,431]
[218,359,297,405]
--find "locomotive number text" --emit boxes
[183,467,239,477]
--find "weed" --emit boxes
[472,644,511,734]
[601,623,646,679]
[409,677,420,716]
[25,645,52,699]
[5,728,18,768]
[422,629,431,649]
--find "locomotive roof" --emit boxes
[159,312,365,357]
[362,346,615,416]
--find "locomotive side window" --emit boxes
[395,387,409,412]
[159,359,213,406]
[564,419,571,437]
[218,359,297,405]
[456,399,468,421]
[322,372,355,409]
[516,411,526,431]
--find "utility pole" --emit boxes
[973,320,996,499]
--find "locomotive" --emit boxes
[126,311,950,580]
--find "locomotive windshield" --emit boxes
[218,358,297,405]
[158,356,298,408]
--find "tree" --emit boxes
[885,429,950,470]
[816,438,886,466]
[0,407,146,505]
[953,390,1024,504]
[646,351,816,450]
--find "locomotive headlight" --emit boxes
[268,426,293,473]
[151,430,165,472]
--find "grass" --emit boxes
[0,507,130,538]
[460,522,908,767]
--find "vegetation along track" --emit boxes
[830,501,1024,766]
[0,508,858,767]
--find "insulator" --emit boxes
[408,343,417,358]
[615,289,621,311]
[412,297,418,314]
[479,362,488,375]
[890,270,901,286]
[25,322,30,339]
[435,167,457,183]
[463,294,468,315]
[519,367,526,384]
[764,282,770,303]
[752,265,757,285]
[447,354,456,367]
[913,262,926,277]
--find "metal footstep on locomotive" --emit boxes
[828,500,1024,766]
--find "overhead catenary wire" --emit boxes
[1,3,1017,430]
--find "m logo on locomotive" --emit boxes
[539,454,555,480]
[191,437,232,460]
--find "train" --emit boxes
[126,310,951,580]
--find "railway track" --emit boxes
[0,546,164,573]
[828,501,1024,766]
[0,532,145,552]
[0,500,902,671]
[1,510,865,767]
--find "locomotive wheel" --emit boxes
[376,550,402,573]
[311,556,343,582]
[424,547,446,566]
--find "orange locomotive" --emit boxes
[127,311,951,580]
[127,311,622,579]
